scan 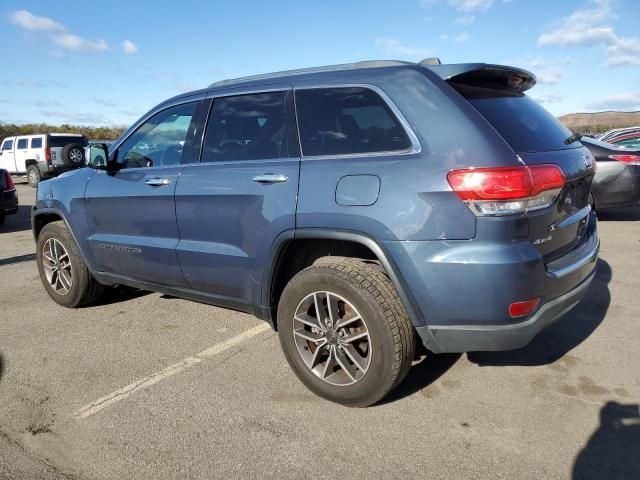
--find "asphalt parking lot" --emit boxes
[0,182,638,480]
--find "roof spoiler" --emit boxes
[423,63,537,92]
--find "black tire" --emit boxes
[277,257,415,407]
[61,143,85,168]
[36,221,104,308]
[26,164,41,188]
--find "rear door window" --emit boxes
[31,137,43,148]
[295,87,412,156]
[451,84,574,153]
[202,91,290,162]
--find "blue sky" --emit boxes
[1,0,639,126]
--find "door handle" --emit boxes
[252,174,288,184]
[145,177,171,186]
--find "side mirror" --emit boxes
[88,143,109,170]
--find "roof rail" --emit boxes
[208,60,415,88]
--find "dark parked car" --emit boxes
[31,60,599,406]
[580,136,640,210]
[0,168,18,225]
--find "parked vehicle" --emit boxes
[0,168,18,225]
[598,126,640,144]
[31,60,599,406]
[0,134,88,187]
[580,136,640,209]
[608,132,640,149]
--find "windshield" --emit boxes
[451,83,575,153]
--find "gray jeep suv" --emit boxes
[32,60,599,406]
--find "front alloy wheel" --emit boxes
[42,238,73,295]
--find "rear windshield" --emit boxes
[451,83,574,153]
[48,136,88,148]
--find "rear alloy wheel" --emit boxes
[293,291,372,386]
[278,257,415,407]
[27,165,41,188]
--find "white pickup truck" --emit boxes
[0,133,88,187]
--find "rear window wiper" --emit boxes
[564,132,583,145]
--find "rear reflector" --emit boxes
[509,298,540,318]
[447,164,565,216]
[609,154,640,165]
[45,146,51,164]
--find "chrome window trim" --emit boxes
[293,83,422,160]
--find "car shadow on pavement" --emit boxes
[572,401,640,480]
[88,286,151,307]
[467,258,611,367]
[596,206,640,221]
[377,352,462,405]
[0,205,32,234]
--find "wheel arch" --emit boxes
[262,228,428,331]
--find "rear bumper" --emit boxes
[383,212,599,353]
[417,269,595,353]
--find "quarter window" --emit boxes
[116,102,197,169]
[17,139,28,149]
[202,91,289,162]
[31,138,43,148]
[294,87,412,156]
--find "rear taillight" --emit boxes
[4,170,15,191]
[45,146,51,164]
[447,164,565,216]
[609,154,640,165]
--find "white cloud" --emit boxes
[538,0,640,68]
[454,31,469,43]
[448,0,493,11]
[52,34,108,52]
[374,37,432,58]
[9,9,110,54]
[9,10,64,32]
[533,94,564,104]
[420,0,493,11]
[585,92,640,110]
[122,39,138,54]
[520,56,571,85]
[455,15,475,26]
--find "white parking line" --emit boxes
[73,323,271,420]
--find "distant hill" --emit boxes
[559,111,640,134]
